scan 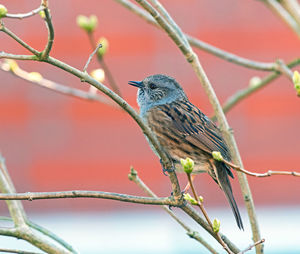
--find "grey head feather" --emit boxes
[137,74,187,117]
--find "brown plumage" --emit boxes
[129,74,243,230]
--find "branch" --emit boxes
[115,0,278,71]
[0,190,178,206]
[222,58,300,114]
[0,60,117,108]
[262,0,300,37]
[186,173,233,254]
[212,152,300,178]
[40,2,54,59]
[0,22,40,56]
[86,32,123,97]
[4,6,45,19]
[0,52,37,61]
[131,1,262,253]
[238,239,265,254]
[83,43,102,73]
[128,168,218,254]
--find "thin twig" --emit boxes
[280,0,300,27]
[0,190,178,206]
[0,52,37,61]
[40,3,54,59]
[238,239,265,254]
[128,168,218,254]
[0,23,40,56]
[219,157,300,178]
[86,32,123,97]
[83,43,102,73]
[5,6,45,19]
[115,0,278,71]
[186,173,234,254]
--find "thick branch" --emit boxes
[0,190,178,206]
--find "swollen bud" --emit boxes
[212,151,223,161]
[28,72,43,82]
[76,15,98,33]
[3,59,19,72]
[0,4,7,18]
[97,37,109,58]
[293,71,300,96]
[249,76,261,88]
[213,218,221,233]
[183,193,197,205]
[90,68,105,83]
[39,10,46,19]
[180,157,194,174]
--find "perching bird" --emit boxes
[129,74,243,230]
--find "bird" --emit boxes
[128,74,243,230]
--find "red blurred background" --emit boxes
[1,0,299,213]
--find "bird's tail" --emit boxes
[216,161,244,230]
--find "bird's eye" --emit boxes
[149,83,157,90]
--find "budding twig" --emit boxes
[83,43,102,73]
[238,239,265,254]
[212,151,300,177]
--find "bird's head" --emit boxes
[128,74,187,114]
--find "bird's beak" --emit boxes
[128,80,144,88]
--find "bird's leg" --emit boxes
[183,174,196,193]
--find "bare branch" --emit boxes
[216,156,300,178]
[186,173,233,254]
[0,22,40,56]
[0,52,37,61]
[40,3,54,59]
[238,239,265,254]
[5,6,45,19]
[83,43,102,73]
[0,190,178,206]
[86,28,123,97]
[115,0,278,71]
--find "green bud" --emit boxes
[213,218,221,233]
[97,37,109,57]
[180,157,194,174]
[249,76,261,88]
[199,196,204,203]
[76,14,98,33]
[0,4,7,18]
[183,193,198,205]
[39,10,46,19]
[128,167,137,181]
[293,70,300,86]
[212,151,223,161]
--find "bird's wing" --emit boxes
[148,99,232,162]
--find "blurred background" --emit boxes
[1,0,300,253]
